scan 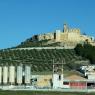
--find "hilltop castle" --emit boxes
[32,24,95,47]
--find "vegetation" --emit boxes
[0,91,94,95]
[75,44,95,64]
[0,49,88,73]
[16,38,61,48]
[0,37,94,74]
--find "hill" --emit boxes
[16,39,62,48]
[0,47,90,75]
[1,23,95,74]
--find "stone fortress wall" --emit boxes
[32,24,95,47]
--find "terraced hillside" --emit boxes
[0,48,89,74]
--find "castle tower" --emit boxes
[63,24,69,32]
[52,60,64,89]
[54,30,61,42]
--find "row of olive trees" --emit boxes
[75,44,95,64]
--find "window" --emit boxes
[63,82,69,85]
[59,75,61,80]
[54,33,56,39]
